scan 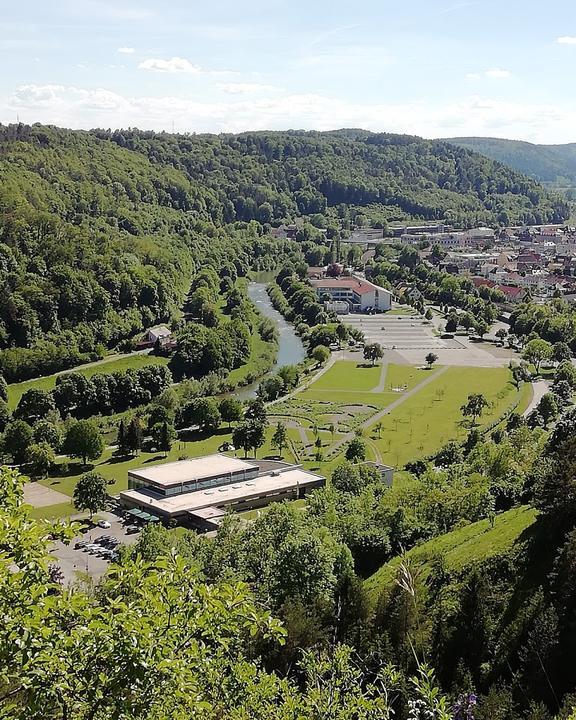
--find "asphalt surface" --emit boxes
[50,510,141,584]
[344,314,461,350]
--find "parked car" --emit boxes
[97,520,111,529]
[125,525,139,535]
[75,540,87,549]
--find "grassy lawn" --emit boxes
[364,505,538,605]
[308,361,383,393]
[368,366,522,467]
[29,501,77,520]
[7,353,170,410]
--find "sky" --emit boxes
[1,0,576,143]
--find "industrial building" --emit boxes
[119,454,325,531]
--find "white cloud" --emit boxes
[4,83,576,144]
[556,36,576,45]
[217,82,281,95]
[117,47,135,54]
[138,57,202,74]
[467,68,511,79]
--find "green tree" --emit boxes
[475,320,489,339]
[2,419,33,464]
[277,365,300,391]
[152,421,177,457]
[495,328,507,344]
[32,420,61,451]
[219,397,244,428]
[271,422,288,458]
[0,373,7,403]
[0,400,10,433]
[363,343,383,366]
[126,416,143,456]
[14,389,56,424]
[336,323,349,347]
[425,352,438,369]
[537,392,558,428]
[345,437,367,463]
[553,341,572,365]
[311,344,330,366]
[460,393,489,426]
[245,397,267,425]
[116,418,129,456]
[25,442,55,478]
[233,420,266,458]
[523,338,553,374]
[63,420,105,466]
[73,470,109,518]
[180,397,221,433]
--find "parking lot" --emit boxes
[50,511,142,584]
[345,314,463,350]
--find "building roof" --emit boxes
[498,284,525,299]
[311,276,391,297]
[128,454,257,488]
[121,467,324,517]
[147,325,171,341]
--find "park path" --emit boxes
[325,365,449,459]
[371,361,389,393]
[267,352,341,408]
[522,379,549,417]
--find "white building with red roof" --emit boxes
[310,275,392,311]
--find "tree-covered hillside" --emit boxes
[0,124,294,380]
[95,127,569,227]
[0,123,569,380]
[446,136,576,189]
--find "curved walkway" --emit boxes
[522,379,550,417]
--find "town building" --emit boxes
[120,454,325,531]
[310,275,392,311]
[137,325,173,349]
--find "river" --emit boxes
[231,282,306,399]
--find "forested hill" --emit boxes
[445,136,576,187]
[0,123,292,381]
[94,127,569,227]
[0,123,569,380]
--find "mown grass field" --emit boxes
[364,505,538,605]
[7,353,170,410]
[367,366,527,467]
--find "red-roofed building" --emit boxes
[497,285,526,303]
[310,275,392,311]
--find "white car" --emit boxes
[97,520,111,529]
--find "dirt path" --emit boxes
[325,366,448,458]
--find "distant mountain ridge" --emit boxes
[445,136,576,186]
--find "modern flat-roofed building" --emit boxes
[120,454,325,531]
[310,275,392,311]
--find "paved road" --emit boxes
[371,361,389,393]
[523,380,549,417]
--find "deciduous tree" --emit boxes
[73,470,109,518]
[63,420,105,466]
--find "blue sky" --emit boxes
[2,0,576,142]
